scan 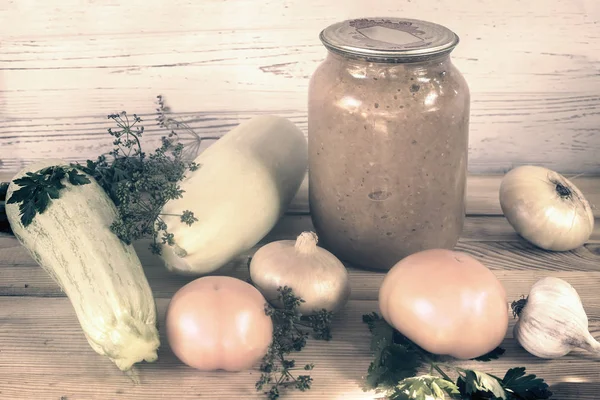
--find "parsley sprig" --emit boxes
[6,104,209,255]
[76,111,201,254]
[256,286,334,400]
[6,166,90,227]
[362,313,552,400]
[155,94,220,161]
[2,100,340,400]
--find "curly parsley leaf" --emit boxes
[306,309,334,341]
[180,210,198,226]
[7,166,90,227]
[256,286,333,399]
[73,110,202,254]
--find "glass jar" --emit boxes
[308,18,470,271]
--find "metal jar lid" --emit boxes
[319,17,459,62]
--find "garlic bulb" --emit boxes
[499,165,594,251]
[512,276,600,358]
[249,231,351,315]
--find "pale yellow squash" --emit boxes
[159,115,308,275]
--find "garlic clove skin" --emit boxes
[499,165,594,251]
[513,276,600,359]
[513,317,577,359]
[249,231,351,315]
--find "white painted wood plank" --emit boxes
[1,96,600,173]
[1,0,600,173]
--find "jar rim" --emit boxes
[320,17,459,62]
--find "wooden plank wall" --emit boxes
[1,0,599,175]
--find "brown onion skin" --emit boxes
[499,165,594,251]
[166,276,273,371]
[378,249,509,359]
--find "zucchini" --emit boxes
[159,115,308,275]
[5,159,160,372]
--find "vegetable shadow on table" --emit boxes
[549,382,600,399]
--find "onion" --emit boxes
[249,231,350,315]
[499,165,594,251]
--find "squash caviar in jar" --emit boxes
[308,18,470,270]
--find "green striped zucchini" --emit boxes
[5,159,160,372]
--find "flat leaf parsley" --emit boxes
[6,166,90,227]
[362,313,552,400]
[6,104,208,254]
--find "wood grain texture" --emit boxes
[2,243,600,302]
[2,297,600,400]
[286,174,600,217]
[2,215,599,299]
[2,172,599,218]
[2,180,600,398]
[2,0,600,174]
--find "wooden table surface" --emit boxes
[1,174,600,400]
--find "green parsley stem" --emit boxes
[418,351,453,382]
[432,364,452,382]
[132,134,142,158]
[284,370,297,383]
[117,143,129,158]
